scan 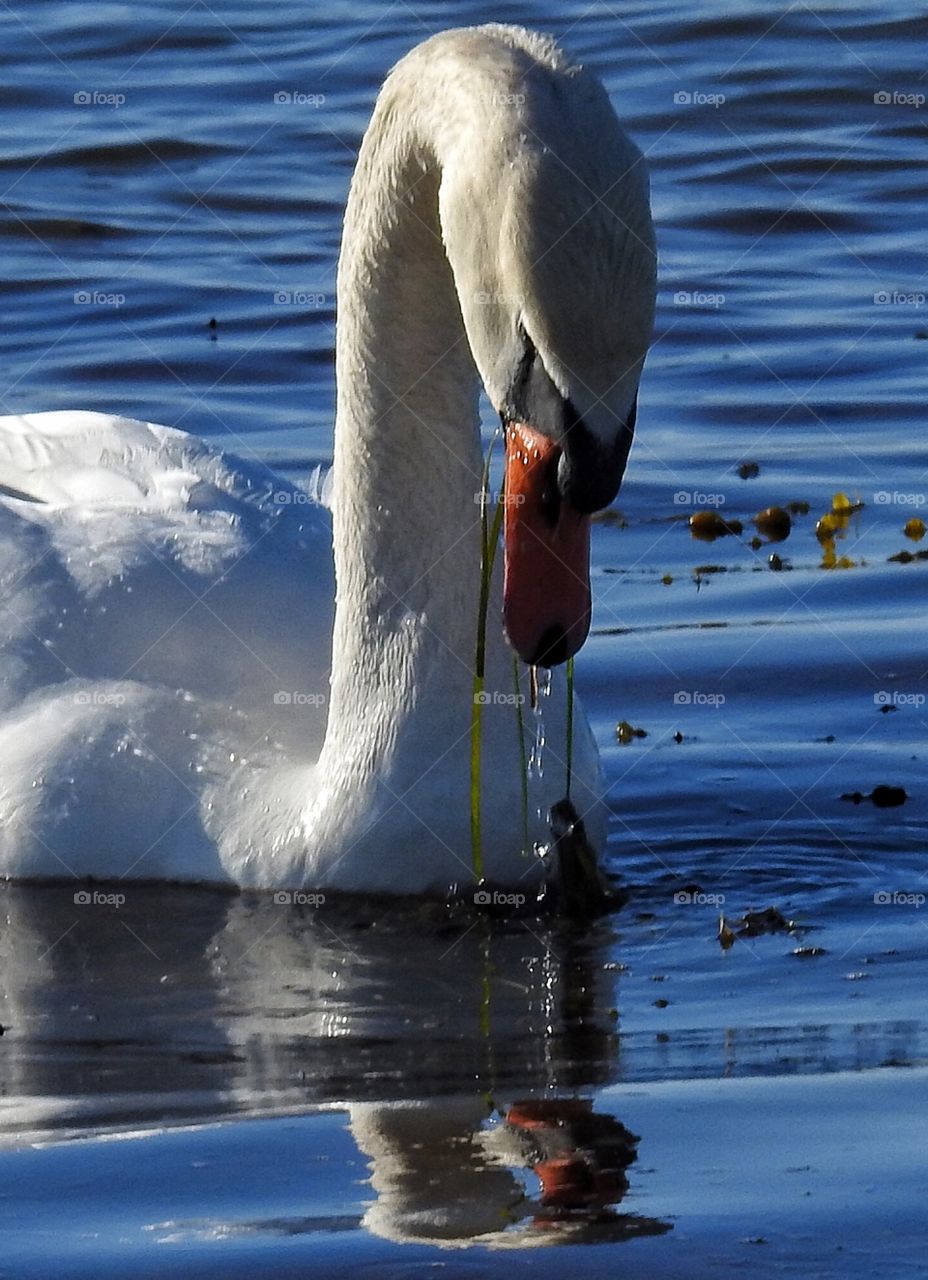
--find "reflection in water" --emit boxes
[0,886,669,1247]
[353,1095,670,1246]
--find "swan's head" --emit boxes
[438,32,656,666]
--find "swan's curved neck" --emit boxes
[323,50,492,779]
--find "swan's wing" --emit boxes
[0,409,335,670]
[0,412,333,881]
[0,410,300,512]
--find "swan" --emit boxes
[0,25,654,893]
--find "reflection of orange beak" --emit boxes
[502,423,591,667]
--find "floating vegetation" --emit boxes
[717,904,809,951]
[831,491,863,516]
[889,548,928,564]
[660,479,928,577]
[815,492,861,569]
[689,511,743,540]
[616,720,647,744]
[753,505,791,541]
[841,784,907,808]
[738,906,796,936]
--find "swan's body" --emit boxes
[0,26,654,891]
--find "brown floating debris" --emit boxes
[717,904,807,949]
[904,518,926,541]
[841,785,907,808]
[616,720,647,744]
[739,906,793,936]
[738,461,760,479]
[718,916,737,950]
[889,548,928,564]
[753,506,792,542]
[689,511,743,541]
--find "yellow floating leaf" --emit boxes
[816,512,842,540]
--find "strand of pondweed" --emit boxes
[470,432,505,883]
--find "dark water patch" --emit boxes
[0,136,231,173]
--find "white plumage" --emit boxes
[0,26,654,890]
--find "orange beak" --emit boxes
[502,422,592,667]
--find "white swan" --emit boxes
[0,25,654,893]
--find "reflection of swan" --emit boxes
[0,885,670,1248]
[0,886,620,1139]
[0,25,654,890]
[352,1095,671,1247]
